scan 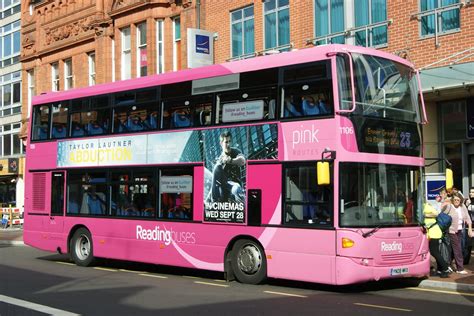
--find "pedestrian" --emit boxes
[423,203,449,278]
[445,192,473,274]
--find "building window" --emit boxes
[264,0,290,50]
[1,71,21,117]
[27,69,35,118]
[1,20,20,66]
[1,123,22,156]
[354,0,388,47]
[51,62,59,92]
[64,58,73,90]
[88,53,96,86]
[173,17,181,71]
[419,0,460,37]
[314,0,345,45]
[2,0,20,18]
[137,22,147,77]
[156,20,165,74]
[231,5,255,58]
[121,27,131,80]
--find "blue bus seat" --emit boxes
[172,111,191,128]
[302,99,320,116]
[52,125,67,138]
[72,124,85,137]
[127,116,144,131]
[88,121,105,135]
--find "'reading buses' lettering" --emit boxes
[136,225,172,245]
[69,147,132,163]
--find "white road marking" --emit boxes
[194,281,229,288]
[263,291,307,298]
[93,267,118,272]
[55,261,75,266]
[139,273,168,279]
[0,294,80,316]
[354,302,411,312]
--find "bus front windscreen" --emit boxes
[337,53,421,122]
[339,163,423,228]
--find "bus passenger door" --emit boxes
[46,172,65,235]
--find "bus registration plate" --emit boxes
[390,267,408,276]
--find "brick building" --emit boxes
[21,0,473,191]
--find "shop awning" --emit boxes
[419,62,474,93]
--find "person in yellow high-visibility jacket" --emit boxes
[424,203,449,278]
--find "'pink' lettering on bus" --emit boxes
[292,125,319,149]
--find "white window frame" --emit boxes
[88,52,96,86]
[27,69,35,118]
[51,62,59,92]
[64,58,73,90]
[263,0,290,50]
[1,71,21,116]
[136,22,147,78]
[173,17,181,71]
[156,19,165,74]
[121,27,132,80]
[230,5,255,59]
[1,123,22,157]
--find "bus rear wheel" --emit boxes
[70,228,95,267]
[231,239,267,284]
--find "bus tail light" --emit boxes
[342,238,355,248]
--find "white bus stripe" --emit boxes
[0,294,80,316]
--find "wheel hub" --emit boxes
[237,244,262,274]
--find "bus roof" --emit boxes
[32,44,414,105]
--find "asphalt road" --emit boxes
[0,245,473,316]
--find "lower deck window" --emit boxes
[283,164,332,226]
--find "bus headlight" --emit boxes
[342,238,355,248]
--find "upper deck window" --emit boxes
[337,54,421,122]
[281,61,333,119]
[162,95,212,129]
[31,105,50,141]
[51,102,69,139]
[113,89,159,133]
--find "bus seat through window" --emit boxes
[38,125,48,140]
[128,115,144,131]
[302,97,320,116]
[172,111,191,128]
[88,121,105,135]
[72,123,85,137]
[52,125,67,138]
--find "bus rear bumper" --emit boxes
[335,255,430,285]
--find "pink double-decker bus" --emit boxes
[25,44,429,285]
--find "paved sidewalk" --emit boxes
[1,227,473,292]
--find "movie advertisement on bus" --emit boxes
[203,124,278,223]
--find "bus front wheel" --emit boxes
[231,239,267,284]
[70,228,95,267]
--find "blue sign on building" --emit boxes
[426,179,445,200]
[196,35,210,54]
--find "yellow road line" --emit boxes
[354,303,411,312]
[264,291,307,298]
[139,273,168,279]
[119,269,142,273]
[55,261,75,266]
[407,287,474,297]
[93,267,118,272]
[213,279,227,283]
[194,281,229,288]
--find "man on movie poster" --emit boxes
[204,130,246,223]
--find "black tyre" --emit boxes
[231,239,267,285]
[70,228,95,267]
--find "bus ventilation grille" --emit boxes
[32,173,46,211]
[381,253,413,263]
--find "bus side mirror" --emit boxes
[317,162,330,185]
[445,168,453,190]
